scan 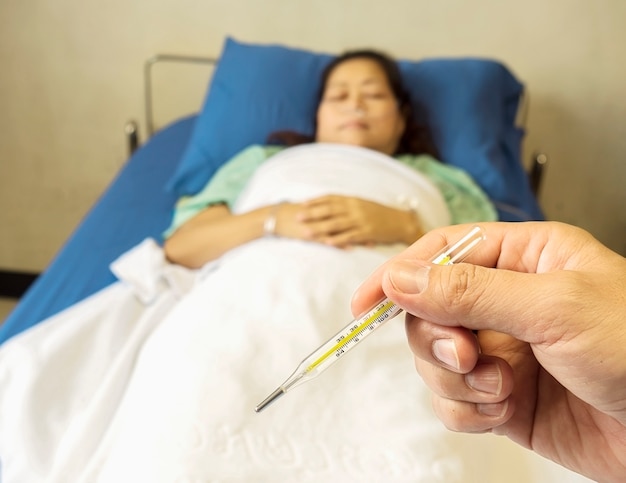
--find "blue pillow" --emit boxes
[167,37,543,221]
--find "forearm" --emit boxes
[164,205,275,268]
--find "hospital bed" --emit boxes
[3,37,596,483]
[0,37,546,345]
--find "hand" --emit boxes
[351,221,626,482]
[283,194,421,248]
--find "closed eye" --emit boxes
[362,91,390,99]
[323,92,347,102]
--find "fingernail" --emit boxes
[477,400,508,418]
[388,261,430,294]
[432,339,460,371]
[466,363,503,396]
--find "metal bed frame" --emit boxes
[124,54,217,156]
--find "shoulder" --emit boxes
[396,153,440,166]
[395,153,492,199]
[216,144,285,172]
[233,144,284,159]
[396,153,445,173]
[396,154,473,179]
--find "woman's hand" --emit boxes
[284,194,422,248]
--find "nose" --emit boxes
[341,93,366,115]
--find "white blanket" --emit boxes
[232,143,451,231]
[0,145,590,482]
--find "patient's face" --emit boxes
[315,58,406,155]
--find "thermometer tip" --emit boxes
[255,387,285,413]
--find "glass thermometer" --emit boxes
[255,225,486,413]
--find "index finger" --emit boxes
[351,221,573,318]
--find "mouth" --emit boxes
[341,120,368,130]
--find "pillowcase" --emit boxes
[166,37,543,221]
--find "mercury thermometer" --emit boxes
[255,225,486,413]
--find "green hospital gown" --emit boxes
[164,144,497,239]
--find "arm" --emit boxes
[165,195,424,268]
[162,145,280,267]
[164,203,271,268]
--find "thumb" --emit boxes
[381,259,561,344]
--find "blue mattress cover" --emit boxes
[0,115,197,345]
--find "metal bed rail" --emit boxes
[125,54,216,155]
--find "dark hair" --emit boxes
[267,49,439,158]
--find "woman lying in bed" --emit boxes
[1,51,547,483]
[164,49,496,267]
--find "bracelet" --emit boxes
[263,203,283,237]
[398,196,420,219]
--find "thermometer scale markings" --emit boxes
[305,299,399,373]
[304,253,456,374]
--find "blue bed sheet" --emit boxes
[0,116,197,345]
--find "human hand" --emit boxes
[351,221,626,482]
[289,194,421,248]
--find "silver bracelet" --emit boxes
[406,199,420,221]
[263,203,283,237]
[398,196,420,219]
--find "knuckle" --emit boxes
[437,264,482,312]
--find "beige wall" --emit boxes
[1,0,625,272]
